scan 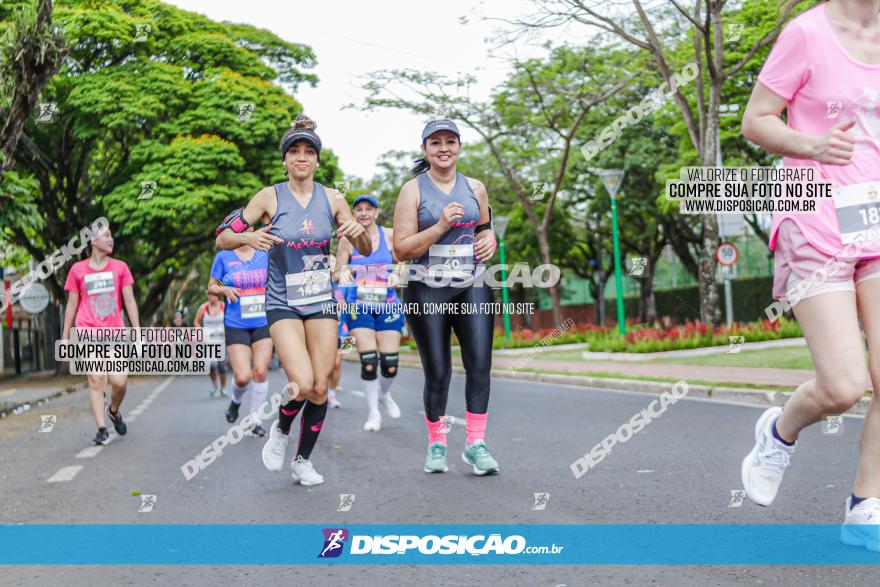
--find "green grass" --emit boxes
[534,346,816,370]
[511,368,795,392]
[650,347,815,369]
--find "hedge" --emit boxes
[619,275,774,323]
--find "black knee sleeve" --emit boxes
[379,352,399,378]
[359,351,379,381]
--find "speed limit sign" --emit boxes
[716,242,739,267]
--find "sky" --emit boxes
[165,0,566,181]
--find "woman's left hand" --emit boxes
[474,230,497,262]
[337,220,366,241]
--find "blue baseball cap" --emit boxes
[421,119,460,143]
[352,194,379,208]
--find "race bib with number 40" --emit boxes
[428,243,475,279]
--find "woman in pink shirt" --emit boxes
[63,225,140,446]
[740,0,880,549]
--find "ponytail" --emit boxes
[411,157,430,177]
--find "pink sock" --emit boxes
[425,415,447,446]
[466,411,488,445]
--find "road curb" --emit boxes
[398,360,872,415]
[0,383,85,420]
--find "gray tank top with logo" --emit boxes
[265,181,336,314]
[412,172,485,287]
[201,303,225,343]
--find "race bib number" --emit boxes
[84,271,115,296]
[239,294,265,319]
[428,244,475,279]
[834,181,880,244]
[285,270,332,306]
[356,285,387,304]
[204,325,225,342]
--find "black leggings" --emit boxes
[403,281,495,421]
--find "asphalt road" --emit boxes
[1,363,878,586]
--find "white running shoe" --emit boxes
[328,394,342,408]
[261,423,288,472]
[291,455,324,486]
[841,496,880,552]
[363,410,382,431]
[741,407,796,507]
[380,394,401,419]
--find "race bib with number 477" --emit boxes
[239,294,265,319]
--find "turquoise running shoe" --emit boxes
[462,440,499,475]
[424,441,448,473]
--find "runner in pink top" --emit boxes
[62,225,140,446]
[739,0,880,550]
[64,257,134,328]
[761,3,880,257]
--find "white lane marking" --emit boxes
[350,390,365,397]
[46,377,176,484]
[125,376,174,420]
[637,469,655,474]
[75,446,102,459]
[47,465,83,482]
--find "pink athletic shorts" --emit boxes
[773,220,880,305]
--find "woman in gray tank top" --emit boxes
[392,119,501,476]
[216,116,372,487]
[194,292,228,398]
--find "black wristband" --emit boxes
[475,222,491,232]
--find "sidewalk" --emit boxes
[394,348,878,413]
[0,371,83,418]
[397,349,817,390]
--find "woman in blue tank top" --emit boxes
[392,119,500,476]
[216,115,372,487]
[334,194,405,433]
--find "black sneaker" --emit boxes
[250,424,266,437]
[225,400,240,423]
[107,408,127,435]
[94,428,109,445]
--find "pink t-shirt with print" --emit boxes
[64,258,134,328]
[760,3,880,256]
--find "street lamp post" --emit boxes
[718,103,741,326]
[598,169,626,336]
[494,215,511,340]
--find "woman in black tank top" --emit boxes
[392,119,500,476]
[216,116,372,487]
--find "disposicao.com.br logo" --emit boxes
[319,528,563,557]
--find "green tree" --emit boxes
[360,45,635,325]
[512,0,799,324]
[0,0,67,179]
[2,0,337,321]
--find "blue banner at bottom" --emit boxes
[1,524,879,564]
